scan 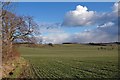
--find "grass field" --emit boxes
[18,44,119,78]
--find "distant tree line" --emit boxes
[88,43,106,46]
[62,42,78,44]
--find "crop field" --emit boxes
[18,44,119,78]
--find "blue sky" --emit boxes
[13,2,118,43]
[15,2,114,22]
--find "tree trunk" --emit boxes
[7,40,13,59]
[2,37,13,62]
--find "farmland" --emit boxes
[18,44,119,78]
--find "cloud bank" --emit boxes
[38,2,119,44]
[63,3,118,27]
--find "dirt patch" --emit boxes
[2,57,28,78]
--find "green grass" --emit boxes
[18,44,119,78]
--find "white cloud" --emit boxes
[113,2,118,13]
[70,21,118,43]
[63,2,119,27]
[42,33,70,44]
[63,5,95,26]
[37,3,119,44]
[40,20,118,44]
[97,22,114,28]
[40,28,118,44]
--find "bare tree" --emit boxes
[1,2,40,62]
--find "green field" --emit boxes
[18,44,119,78]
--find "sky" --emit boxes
[13,2,119,44]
